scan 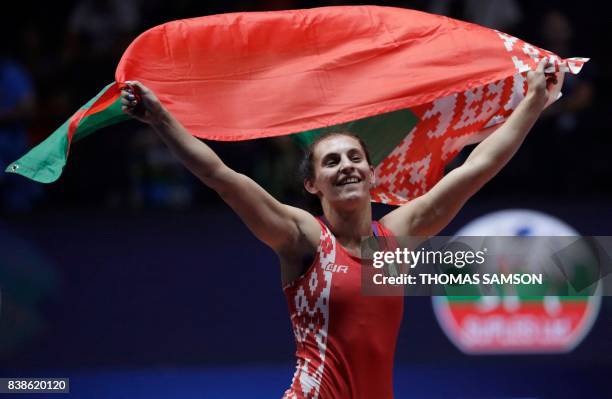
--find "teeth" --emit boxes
[340,177,359,185]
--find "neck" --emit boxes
[321,199,373,246]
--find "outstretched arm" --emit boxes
[382,58,556,237]
[121,81,320,252]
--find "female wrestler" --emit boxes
[121,58,554,398]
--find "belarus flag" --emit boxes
[5,6,587,205]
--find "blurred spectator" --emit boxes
[47,0,142,209]
[538,9,594,133]
[64,0,140,61]
[62,0,140,103]
[0,40,41,213]
[128,127,195,210]
[533,9,596,195]
[253,137,303,203]
[428,0,523,33]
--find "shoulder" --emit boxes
[379,195,435,236]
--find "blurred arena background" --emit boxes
[1,0,610,397]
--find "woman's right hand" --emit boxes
[120,80,167,125]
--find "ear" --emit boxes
[368,165,376,186]
[304,178,319,195]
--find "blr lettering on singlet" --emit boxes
[323,263,349,273]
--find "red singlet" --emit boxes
[282,219,404,399]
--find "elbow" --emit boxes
[196,162,226,180]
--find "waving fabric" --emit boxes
[6,6,587,204]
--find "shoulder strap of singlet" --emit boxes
[372,221,382,237]
[372,220,394,237]
[317,215,331,236]
[316,215,330,233]
[372,221,400,256]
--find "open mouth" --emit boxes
[337,177,361,186]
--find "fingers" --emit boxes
[120,90,138,104]
[120,85,140,116]
[120,91,138,104]
[546,73,558,90]
[125,80,150,95]
[536,56,548,73]
[119,80,162,122]
[534,57,559,90]
[120,102,137,114]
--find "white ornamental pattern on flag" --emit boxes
[371,30,587,206]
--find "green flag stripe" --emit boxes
[5,83,125,183]
[5,120,72,183]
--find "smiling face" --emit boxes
[304,134,375,211]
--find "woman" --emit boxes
[120,58,554,398]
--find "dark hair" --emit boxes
[298,131,372,184]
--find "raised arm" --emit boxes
[121,81,320,253]
[382,58,555,237]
